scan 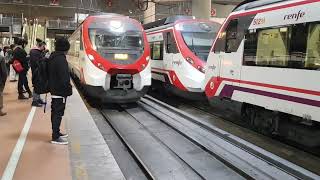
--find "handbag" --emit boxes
[12,60,24,73]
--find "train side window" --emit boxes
[243,29,258,66]
[243,22,320,71]
[75,40,80,57]
[213,31,226,53]
[149,43,153,58]
[288,23,307,69]
[80,29,83,50]
[305,23,320,70]
[243,26,290,67]
[151,42,163,60]
[225,19,239,53]
[166,32,178,53]
[69,38,75,56]
[256,27,290,67]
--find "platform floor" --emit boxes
[0,78,124,180]
[0,80,71,180]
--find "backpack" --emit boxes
[35,59,50,94]
[12,60,24,73]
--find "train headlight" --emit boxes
[197,65,205,73]
[88,54,94,61]
[141,64,146,69]
[186,57,194,65]
[146,56,150,61]
[97,63,105,71]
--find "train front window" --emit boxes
[88,19,144,51]
[177,21,220,61]
[88,18,144,63]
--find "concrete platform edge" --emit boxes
[64,86,125,180]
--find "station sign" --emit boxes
[211,8,217,17]
[106,0,112,7]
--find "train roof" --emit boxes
[233,0,290,12]
[88,12,126,18]
[143,16,195,30]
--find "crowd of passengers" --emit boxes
[0,37,72,145]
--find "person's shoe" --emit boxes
[38,99,46,105]
[51,137,68,145]
[31,101,43,107]
[18,94,28,100]
[28,91,33,98]
[59,133,68,138]
[0,111,7,116]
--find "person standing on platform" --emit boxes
[13,38,32,100]
[48,37,72,145]
[7,44,18,82]
[0,50,7,116]
[3,46,10,75]
[30,38,47,107]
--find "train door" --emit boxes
[163,32,174,70]
[219,19,242,85]
[150,36,165,82]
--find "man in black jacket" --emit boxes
[30,38,47,107]
[13,38,32,99]
[48,37,72,145]
[0,53,7,116]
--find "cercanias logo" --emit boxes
[284,10,305,21]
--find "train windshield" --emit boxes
[177,21,220,61]
[88,18,144,63]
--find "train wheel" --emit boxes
[242,103,279,136]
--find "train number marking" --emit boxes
[253,17,266,26]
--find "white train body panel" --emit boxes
[147,31,204,92]
[204,0,320,122]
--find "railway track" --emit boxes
[95,96,319,180]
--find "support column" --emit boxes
[143,2,156,24]
[192,0,211,19]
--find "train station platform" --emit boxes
[0,80,125,180]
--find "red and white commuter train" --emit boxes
[67,13,151,103]
[144,16,221,99]
[204,0,320,146]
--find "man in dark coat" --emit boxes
[0,52,7,116]
[30,38,47,107]
[48,37,72,145]
[13,38,32,99]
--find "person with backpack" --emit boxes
[0,49,7,116]
[48,37,72,145]
[30,38,48,107]
[13,38,32,100]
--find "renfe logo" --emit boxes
[284,10,305,21]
